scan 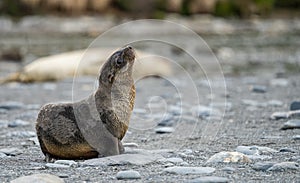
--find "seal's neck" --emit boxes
[95,69,133,107]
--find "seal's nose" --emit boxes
[122,45,135,61]
[124,45,133,51]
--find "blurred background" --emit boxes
[1,0,300,18]
[0,0,299,77]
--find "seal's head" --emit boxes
[99,46,135,85]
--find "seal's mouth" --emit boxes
[118,46,135,73]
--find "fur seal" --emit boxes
[36,46,135,161]
[0,48,172,84]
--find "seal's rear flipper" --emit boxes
[0,72,21,84]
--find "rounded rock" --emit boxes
[236,146,259,155]
[116,170,141,180]
[281,119,300,130]
[250,85,267,93]
[187,176,229,183]
[8,119,30,128]
[292,135,300,140]
[46,163,70,169]
[279,148,296,153]
[206,151,251,163]
[163,166,215,175]
[253,162,276,171]
[11,173,64,183]
[290,101,300,111]
[267,162,299,171]
[155,127,175,134]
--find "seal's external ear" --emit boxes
[108,73,115,83]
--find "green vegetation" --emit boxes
[0,0,299,18]
[214,0,275,18]
[284,62,300,73]
[1,0,24,16]
[214,0,239,17]
[275,0,300,8]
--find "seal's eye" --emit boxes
[116,59,123,65]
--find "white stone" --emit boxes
[116,170,141,180]
[46,163,70,169]
[81,153,163,166]
[163,166,215,175]
[11,173,64,183]
[206,151,251,163]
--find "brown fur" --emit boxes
[36,46,135,161]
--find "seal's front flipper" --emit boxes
[45,153,56,163]
[118,140,125,154]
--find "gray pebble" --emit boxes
[28,137,40,145]
[159,157,184,164]
[43,83,57,90]
[279,148,297,153]
[54,160,77,166]
[178,152,187,158]
[163,166,215,175]
[288,156,300,162]
[0,120,8,128]
[180,162,190,166]
[180,116,198,123]
[0,147,22,156]
[7,131,36,138]
[46,163,70,169]
[292,135,300,140]
[270,78,289,87]
[0,152,7,158]
[191,105,221,119]
[250,85,267,93]
[256,146,278,154]
[290,101,300,111]
[123,142,139,148]
[267,162,299,171]
[206,151,251,163]
[82,153,163,166]
[281,119,300,130]
[58,174,69,178]
[267,100,283,107]
[186,176,229,183]
[0,101,24,110]
[155,127,174,134]
[183,149,193,154]
[247,155,272,161]
[26,104,41,110]
[133,108,147,115]
[164,162,174,167]
[236,146,259,155]
[289,110,300,119]
[253,162,276,171]
[157,114,174,126]
[116,170,141,180]
[242,77,258,84]
[169,105,182,116]
[8,119,30,128]
[221,167,235,172]
[0,109,7,114]
[270,112,288,120]
[242,99,267,108]
[17,111,39,120]
[210,102,232,112]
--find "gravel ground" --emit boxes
[0,70,299,182]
